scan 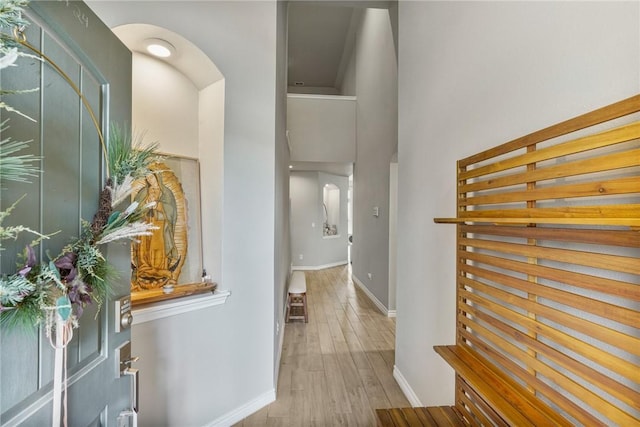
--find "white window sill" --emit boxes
[322,234,341,239]
[132,289,231,325]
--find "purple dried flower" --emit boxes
[55,252,77,282]
[68,280,93,319]
[18,245,36,277]
[74,302,83,318]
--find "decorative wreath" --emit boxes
[0,0,160,333]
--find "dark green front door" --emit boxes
[1,1,134,425]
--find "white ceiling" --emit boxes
[287,2,354,90]
[286,1,392,93]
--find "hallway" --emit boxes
[235,265,409,426]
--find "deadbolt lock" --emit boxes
[115,296,133,332]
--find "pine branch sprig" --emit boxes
[108,124,161,184]
[0,274,35,306]
[0,0,29,29]
[0,196,48,249]
[0,124,41,183]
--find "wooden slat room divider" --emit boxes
[431,95,640,426]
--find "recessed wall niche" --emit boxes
[112,24,224,301]
[323,183,340,236]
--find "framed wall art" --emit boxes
[130,155,209,305]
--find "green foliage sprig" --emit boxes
[1,137,160,330]
[0,196,49,249]
[0,0,29,35]
[0,0,41,121]
[109,125,160,182]
[0,121,40,184]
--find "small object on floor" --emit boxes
[285,271,307,323]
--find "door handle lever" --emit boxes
[117,342,139,414]
[123,367,139,413]
[122,356,140,366]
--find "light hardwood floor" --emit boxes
[234,265,409,426]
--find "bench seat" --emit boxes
[434,345,571,427]
[289,270,306,294]
[285,271,307,322]
[376,406,465,427]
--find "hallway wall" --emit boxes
[287,94,357,162]
[274,0,290,382]
[290,171,349,269]
[396,0,640,406]
[350,8,398,311]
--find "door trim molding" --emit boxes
[1,354,107,427]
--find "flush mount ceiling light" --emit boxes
[145,38,175,58]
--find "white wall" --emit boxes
[273,0,290,381]
[87,1,280,425]
[199,80,225,285]
[132,53,222,283]
[351,8,398,308]
[396,0,640,406]
[132,53,199,158]
[388,160,397,312]
[290,172,319,266]
[340,48,356,96]
[287,94,356,163]
[290,171,349,269]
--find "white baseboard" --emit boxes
[387,310,397,318]
[274,312,286,389]
[291,260,348,271]
[351,274,393,317]
[204,388,276,427]
[393,365,423,407]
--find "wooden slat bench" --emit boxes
[376,406,465,427]
[378,95,640,426]
[433,346,570,426]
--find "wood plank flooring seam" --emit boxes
[236,266,409,426]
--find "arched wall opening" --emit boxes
[108,24,227,422]
[112,24,224,284]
